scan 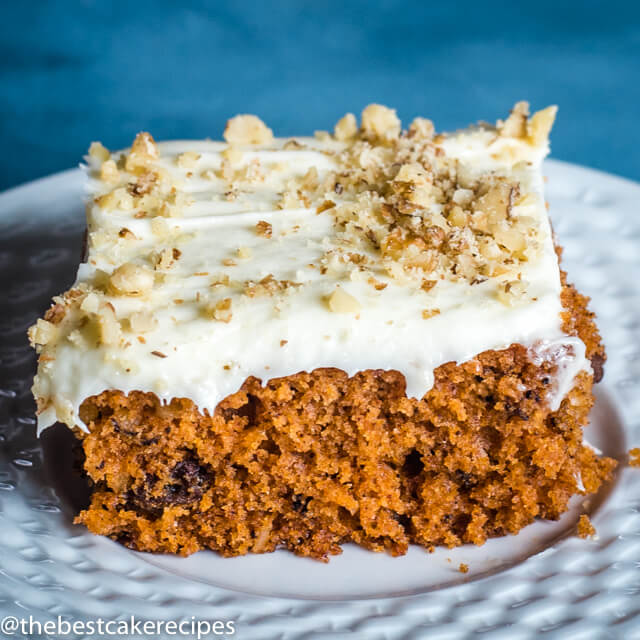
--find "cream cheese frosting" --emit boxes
[29,102,591,433]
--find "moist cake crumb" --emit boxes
[577,514,596,539]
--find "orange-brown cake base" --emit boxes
[74,274,615,560]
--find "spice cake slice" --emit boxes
[29,102,615,560]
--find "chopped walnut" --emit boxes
[209,298,233,323]
[125,132,158,172]
[154,247,181,270]
[407,117,434,139]
[109,263,155,296]
[80,292,100,314]
[223,114,273,145]
[326,287,361,313]
[100,159,120,184]
[132,131,159,157]
[422,308,441,319]
[527,105,558,146]
[43,302,65,325]
[132,170,161,197]
[96,187,135,212]
[367,277,387,291]
[243,275,299,298]
[255,220,273,238]
[393,163,434,208]
[129,311,157,334]
[96,302,122,346]
[334,113,358,141]
[278,187,310,210]
[499,101,530,138]
[27,318,58,349]
[474,182,514,227]
[317,200,336,213]
[361,104,401,141]
[421,280,437,292]
[89,141,110,162]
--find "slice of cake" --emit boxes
[29,102,615,560]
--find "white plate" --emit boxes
[1,161,640,637]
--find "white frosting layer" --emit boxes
[33,126,592,433]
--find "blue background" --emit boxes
[1,0,638,191]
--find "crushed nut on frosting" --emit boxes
[223,114,274,145]
[100,159,120,183]
[89,141,110,162]
[129,311,158,334]
[125,132,159,173]
[361,104,401,141]
[326,287,361,313]
[209,298,233,323]
[334,113,358,141]
[154,247,181,271]
[255,220,273,238]
[109,263,155,296]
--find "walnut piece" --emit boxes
[255,220,273,238]
[109,263,154,296]
[80,292,100,314]
[100,159,120,184]
[210,298,233,323]
[28,318,58,348]
[129,311,157,334]
[499,101,530,138]
[125,132,158,172]
[224,115,273,145]
[361,104,401,141]
[96,302,122,346]
[131,132,158,158]
[393,163,434,208]
[326,287,361,313]
[96,187,134,212]
[89,141,110,162]
[334,113,358,141]
[527,105,558,146]
[407,117,434,140]
[154,247,181,270]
